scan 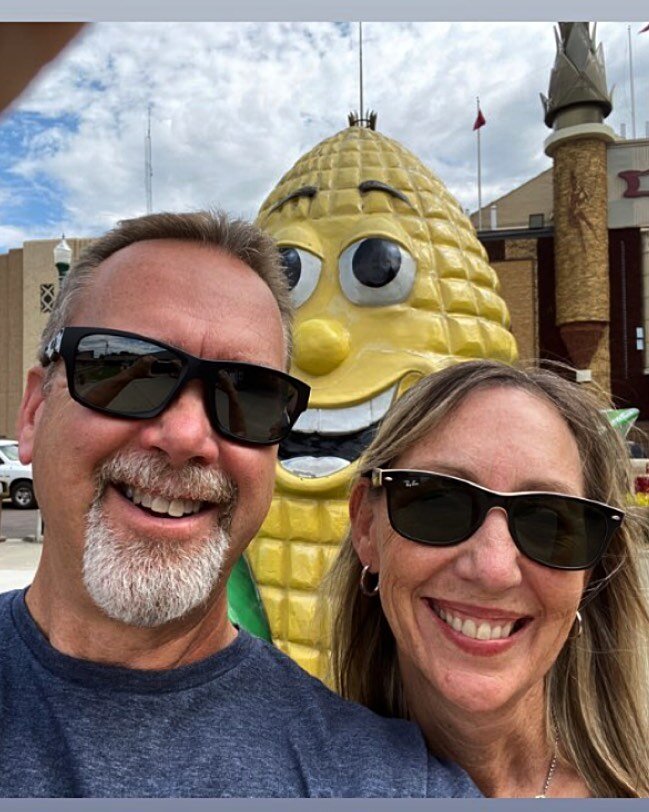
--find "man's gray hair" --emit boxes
[38,210,293,377]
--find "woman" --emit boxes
[327,360,649,797]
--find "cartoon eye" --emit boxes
[278,246,322,306]
[339,238,416,305]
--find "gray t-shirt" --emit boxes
[0,589,481,798]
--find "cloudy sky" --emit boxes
[1,20,648,252]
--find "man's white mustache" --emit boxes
[93,448,238,524]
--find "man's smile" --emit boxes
[102,484,222,535]
[119,484,207,518]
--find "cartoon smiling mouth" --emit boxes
[278,384,397,478]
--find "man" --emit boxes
[0,211,479,798]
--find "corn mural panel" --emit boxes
[249,124,518,680]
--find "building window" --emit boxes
[485,240,505,262]
[40,283,56,313]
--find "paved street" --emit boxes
[0,505,40,541]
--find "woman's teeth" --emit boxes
[435,606,516,640]
[123,486,203,518]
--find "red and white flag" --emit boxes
[473,108,486,130]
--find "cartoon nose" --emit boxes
[294,319,350,376]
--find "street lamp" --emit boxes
[53,235,72,285]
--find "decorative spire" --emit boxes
[541,22,612,130]
[348,110,377,129]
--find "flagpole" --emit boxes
[628,25,637,138]
[477,96,482,230]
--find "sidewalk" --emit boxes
[0,538,41,592]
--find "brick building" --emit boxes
[471,136,649,434]
[0,237,92,438]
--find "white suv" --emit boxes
[0,440,36,509]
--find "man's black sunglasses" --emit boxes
[43,327,311,446]
[366,468,624,571]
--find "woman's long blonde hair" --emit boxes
[325,360,649,797]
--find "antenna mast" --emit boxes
[144,104,153,214]
[348,22,376,129]
[359,22,364,118]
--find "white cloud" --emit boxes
[1,20,648,249]
[0,223,49,246]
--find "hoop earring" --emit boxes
[572,610,583,638]
[359,564,380,597]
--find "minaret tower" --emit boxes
[541,22,615,389]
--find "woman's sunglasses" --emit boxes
[43,327,311,446]
[366,468,624,570]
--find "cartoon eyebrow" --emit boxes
[268,185,318,214]
[358,180,413,208]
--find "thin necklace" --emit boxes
[535,732,559,798]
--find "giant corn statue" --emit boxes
[246,116,518,680]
